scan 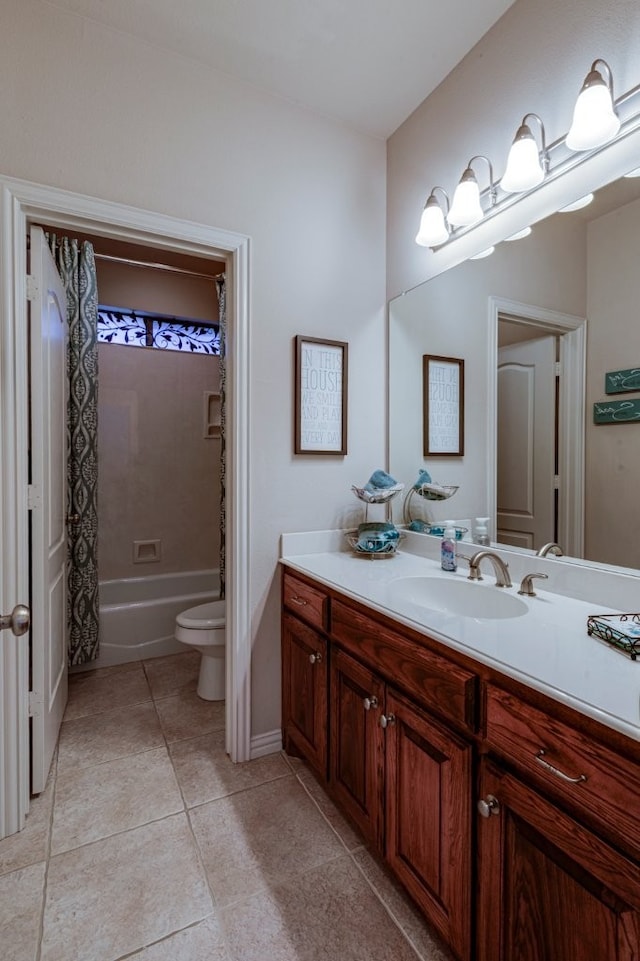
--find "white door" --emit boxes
[497,336,556,551]
[29,226,68,794]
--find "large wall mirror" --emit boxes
[389,149,640,573]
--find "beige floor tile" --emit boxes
[40,814,213,961]
[155,690,225,743]
[57,701,165,773]
[190,775,346,907]
[127,916,231,960]
[0,771,54,877]
[68,659,143,681]
[51,747,184,854]
[220,854,421,961]
[0,861,46,961]
[64,663,151,720]
[170,730,290,807]
[296,765,363,852]
[352,847,455,961]
[143,651,200,699]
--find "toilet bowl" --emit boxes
[175,599,226,701]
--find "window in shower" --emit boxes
[97,306,221,355]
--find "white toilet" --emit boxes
[175,599,226,701]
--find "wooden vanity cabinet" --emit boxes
[476,758,640,961]
[281,573,329,779]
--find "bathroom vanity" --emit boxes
[280,534,640,961]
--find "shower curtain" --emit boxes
[215,274,226,599]
[49,235,100,665]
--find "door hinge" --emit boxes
[28,691,42,718]
[26,275,38,302]
[555,361,561,377]
[27,484,42,510]
[554,474,560,490]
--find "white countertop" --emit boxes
[280,532,640,742]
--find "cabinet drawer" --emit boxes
[486,684,640,855]
[283,572,328,631]
[331,599,476,731]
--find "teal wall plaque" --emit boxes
[605,367,640,394]
[593,399,640,424]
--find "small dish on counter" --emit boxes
[587,613,640,660]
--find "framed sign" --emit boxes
[423,354,464,456]
[294,336,348,454]
[605,366,640,394]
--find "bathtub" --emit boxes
[78,569,220,671]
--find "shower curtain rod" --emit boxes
[94,251,223,282]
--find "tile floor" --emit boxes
[0,651,454,961]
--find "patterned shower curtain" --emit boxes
[215,274,226,599]
[49,236,100,665]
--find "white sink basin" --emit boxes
[388,575,528,620]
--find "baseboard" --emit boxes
[250,728,283,759]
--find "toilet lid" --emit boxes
[176,599,226,630]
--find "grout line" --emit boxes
[110,914,221,961]
[35,757,59,961]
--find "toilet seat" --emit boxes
[175,599,225,631]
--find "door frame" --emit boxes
[487,296,586,558]
[0,175,252,836]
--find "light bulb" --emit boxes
[415,197,449,247]
[501,132,544,193]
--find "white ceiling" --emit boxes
[46,0,516,138]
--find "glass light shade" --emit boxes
[566,81,620,151]
[448,173,483,227]
[415,201,449,246]
[500,134,545,193]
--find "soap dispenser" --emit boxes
[441,521,457,572]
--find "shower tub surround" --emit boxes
[90,568,220,670]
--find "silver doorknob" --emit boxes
[309,651,323,665]
[477,795,500,818]
[379,713,396,729]
[363,696,378,710]
[0,604,31,637]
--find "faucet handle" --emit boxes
[518,572,549,597]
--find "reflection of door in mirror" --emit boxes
[497,325,557,551]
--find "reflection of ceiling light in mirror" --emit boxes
[559,193,594,212]
[624,166,640,178]
[504,226,532,241]
[470,246,495,259]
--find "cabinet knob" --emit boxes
[379,713,396,729]
[363,695,379,711]
[477,795,500,818]
[309,651,323,665]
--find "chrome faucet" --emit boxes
[536,542,563,557]
[467,550,512,588]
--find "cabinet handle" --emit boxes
[477,795,500,818]
[309,651,323,665]
[379,713,396,729]
[535,749,587,784]
[363,696,378,711]
[290,595,308,607]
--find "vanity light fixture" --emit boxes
[566,59,620,151]
[448,155,497,227]
[501,114,549,193]
[415,187,450,247]
[559,193,594,212]
[504,226,532,241]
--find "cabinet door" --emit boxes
[281,612,328,778]
[477,760,640,961]
[385,690,472,961]
[330,647,385,848]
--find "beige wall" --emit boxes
[586,197,640,567]
[98,343,220,581]
[0,0,386,738]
